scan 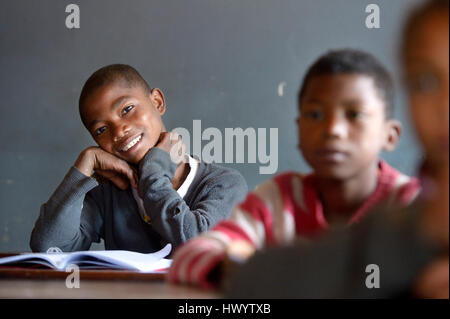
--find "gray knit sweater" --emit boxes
[30,148,247,253]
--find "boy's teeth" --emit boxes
[122,135,142,151]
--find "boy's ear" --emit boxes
[149,88,166,115]
[383,119,402,152]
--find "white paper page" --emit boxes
[0,244,172,271]
[0,252,70,270]
[70,258,172,272]
[63,243,172,272]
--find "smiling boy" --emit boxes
[168,49,421,289]
[30,64,247,253]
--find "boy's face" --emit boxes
[404,10,449,168]
[298,74,400,180]
[80,82,166,164]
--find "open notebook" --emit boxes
[0,244,172,273]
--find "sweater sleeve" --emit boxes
[29,167,104,252]
[138,148,248,249]
[168,179,285,289]
[225,203,443,298]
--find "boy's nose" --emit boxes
[323,115,348,139]
[112,124,131,142]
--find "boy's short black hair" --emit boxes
[298,49,395,119]
[79,64,151,126]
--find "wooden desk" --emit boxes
[0,278,221,299]
[0,266,221,299]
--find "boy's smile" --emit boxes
[298,74,399,180]
[117,133,143,153]
[80,82,166,164]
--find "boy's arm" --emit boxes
[30,146,138,252]
[138,147,248,248]
[224,203,444,298]
[167,224,257,289]
[30,166,104,252]
[167,179,287,289]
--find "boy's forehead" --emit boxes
[301,74,387,116]
[84,82,144,107]
[303,74,378,100]
[406,12,449,67]
[93,81,140,101]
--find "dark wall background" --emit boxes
[0,0,424,252]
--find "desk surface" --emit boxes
[0,252,221,299]
[0,278,221,299]
[0,267,221,299]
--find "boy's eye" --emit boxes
[408,73,440,94]
[94,126,106,136]
[346,110,363,120]
[121,105,134,115]
[303,110,323,120]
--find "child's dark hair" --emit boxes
[403,0,449,54]
[79,64,151,126]
[298,49,395,119]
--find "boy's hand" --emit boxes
[220,240,256,290]
[74,146,138,190]
[155,131,186,164]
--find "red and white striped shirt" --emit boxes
[168,161,420,289]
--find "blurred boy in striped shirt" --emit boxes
[168,49,420,289]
